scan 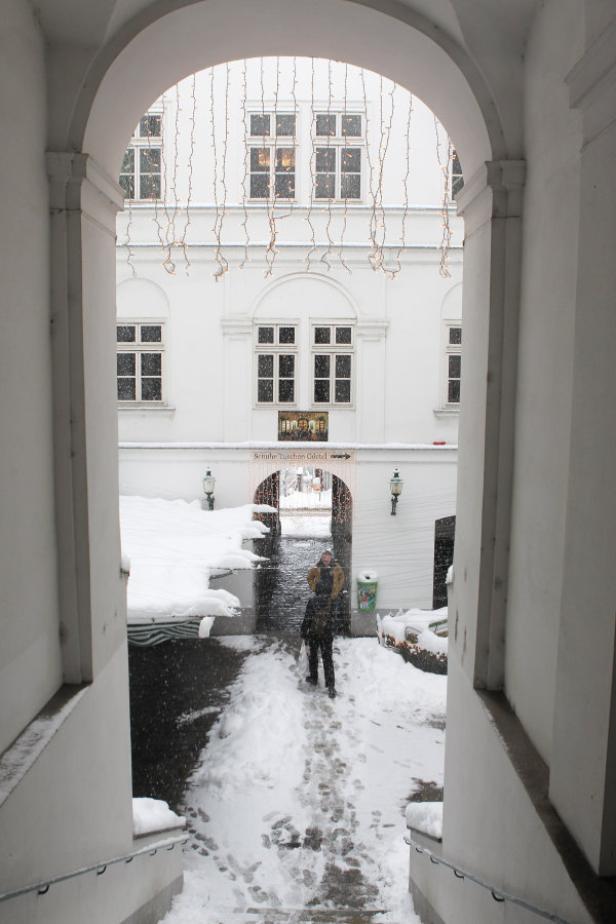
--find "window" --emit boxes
[444,324,462,405]
[255,324,297,404]
[314,112,363,200]
[451,149,464,199]
[312,324,353,405]
[119,110,162,200]
[117,322,164,402]
[248,112,297,199]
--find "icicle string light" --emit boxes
[393,90,414,278]
[434,116,453,278]
[264,56,281,277]
[240,59,250,269]
[179,74,197,274]
[360,68,378,268]
[377,79,396,277]
[338,61,351,274]
[320,57,334,272]
[156,91,173,269]
[213,62,230,280]
[305,57,318,272]
[125,197,137,277]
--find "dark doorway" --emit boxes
[433,515,456,609]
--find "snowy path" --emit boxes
[161,637,446,924]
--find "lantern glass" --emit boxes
[390,470,403,497]
[203,471,216,496]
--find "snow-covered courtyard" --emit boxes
[160,636,446,924]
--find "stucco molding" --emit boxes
[250,271,360,320]
[456,159,526,235]
[355,320,389,341]
[47,152,124,238]
[567,16,616,146]
[220,317,253,338]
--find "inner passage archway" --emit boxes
[254,469,352,636]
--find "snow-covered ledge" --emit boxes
[132,797,186,841]
[406,801,443,845]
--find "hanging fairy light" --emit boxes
[305,57,318,272]
[210,66,228,280]
[338,61,351,274]
[320,57,335,272]
[213,62,230,280]
[124,197,137,277]
[240,59,250,269]
[360,68,378,268]
[179,73,197,274]
[265,56,281,277]
[434,116,453,278]
[378,79,396,277]
[155,90,173,272]
[392,90,414,278]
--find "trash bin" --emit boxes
[357,570,378,613]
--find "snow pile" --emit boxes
[132,797,185,836]
[406,801,443,840]
[358,568,378,582]
[417,627,448,656]
[380,606,448,642]
[120,496,273,623]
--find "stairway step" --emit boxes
[200,907,390,924]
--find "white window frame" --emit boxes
[311,323,354,407]
[442,321,462,409]
[117,320,165,404]
[246,110,298,202]
[119,108,163,201]
[254,322,299,406]
[313,110,364,203]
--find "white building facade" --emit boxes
[116,58,463,612]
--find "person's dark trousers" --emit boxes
[308,636,335,689]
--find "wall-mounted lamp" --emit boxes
[202,468,216,511]
[390,467,403,516]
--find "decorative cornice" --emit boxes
[356,320,389,341]
[455,160,526,234]
[47,152,124,214]
[220,317,253,338]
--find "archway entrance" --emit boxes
[254,469,352,636]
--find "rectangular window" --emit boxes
[311,324,353,405]
[117,322,164,403]
[255,324,298,405]
[119,110,162,201]
[248,111,297,200]
[444,324,462,406]
[314,113,363,201]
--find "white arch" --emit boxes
[81,0,496,179]
[251,272,359,321]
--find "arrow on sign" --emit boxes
[330,453,352,460]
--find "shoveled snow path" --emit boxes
[161,637,446,924]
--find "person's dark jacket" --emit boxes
[301,595,334,640]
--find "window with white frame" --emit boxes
[315,112,363,201]
[444,323,462,405]
[248,112,297,199]
[119,112,163,200]
[255,324,297,404]
[312,324,353,404]
[450,149,464,199]
[117,322,164,402]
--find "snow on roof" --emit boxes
[120,496,272,624]
[406,801,443,840]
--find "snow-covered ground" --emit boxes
[280,514,332,539]
[280,488,333,511]
[161,637,446,923]
[120,496,273,623]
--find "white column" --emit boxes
[450,159,525,690]
[47,152,125,682]
[550,23,616,874]
[221,318,253,441]
[356,321,389,443]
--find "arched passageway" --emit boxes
[253,469,353,636]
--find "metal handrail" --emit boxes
[405,833,574,924]
[0,832,188,904]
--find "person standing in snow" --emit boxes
[301,550,345,698]
[308,549,348,635]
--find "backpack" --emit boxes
[310,600,331,637]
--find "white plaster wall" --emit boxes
[0,645,182,924]
[118,446,456,609]
[0,0,62,754]
[504,0,584,765]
